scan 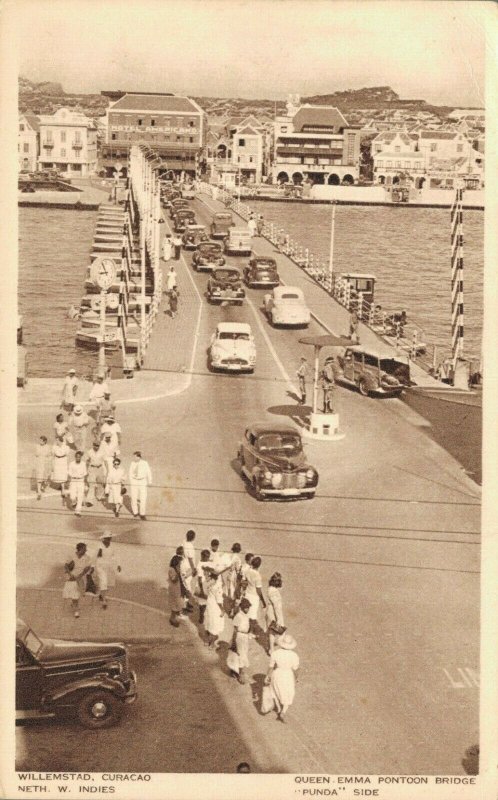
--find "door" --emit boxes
[342,350,355,381]
[16,643,44,710]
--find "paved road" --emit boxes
[17,197,480,775]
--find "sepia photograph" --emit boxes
[1,0,496,797]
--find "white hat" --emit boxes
[68,368,76,374]
[73,405,83,415]
[277,632,296,650]
[100,531,113,540]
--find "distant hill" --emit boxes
[302,86,453,117]
[19,76,107,117]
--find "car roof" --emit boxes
[340,272,376,280]
[185,224,205,230]
[347,344,408,360]
[214,266,240,274]
[216,322,252,333]
[252,256,276,265]
[248,423,301,436]
[273,285,303,298]
[214,212,232,218]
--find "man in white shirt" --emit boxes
[100,416,121,452]
[248,217,257,237]
[61,368,78,412]
[68,451,88,516]
[181,530,197,591]
[166,266,177,292]
[129,451,152,520]
[89,374,110,412]
[245,556,267,630]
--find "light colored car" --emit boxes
[209,322,256,373]
[263,285,310,328]
[337,346,410,397]
[224,228,252,255]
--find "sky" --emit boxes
[13,0,489,106]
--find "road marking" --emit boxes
[246,294,297,395]
[443,667,479,688]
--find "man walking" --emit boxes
[181,530,197,593]
[320,356,336,413]
[61,368,78,413]
[85,440,105,506]
[349,309,360,344]
[172,233,182,260]
[166,266,177,292]
[68,450,88,517]
[162,234,172,262]
[129,450,152,520]
[296,357,309,404]
[248,216,257,238]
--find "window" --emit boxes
[404,161,410,167]
[377,160,383,168]
[430,143,437,152]
[61,131,66,142]
[74,131,81,143]
[176,135,182,141]
[138,119,143,126]
[20,124,25,131]
[386,160,392,167]
[112,133,117,140]
[238,139,245,147]
[457,143,463,153]
[395,161,401,167]
[189,120,195,127]
[394,146,400,153]
[23,143,29,153]
[189,137,194,143]
[249,156,253,163]
[415,161,422,168]
[46,131,53,142]
[151,119,155,127]
[61,148,66,157]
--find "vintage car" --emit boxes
[263,285,310,328]
[173,209,196,233]
[336,346,410,397]
[224,228,252,256]
[244,256,280,288]
[169,198,189,217]
[181,185,196,199]
[192,241,225,272]
[238,424,318,500]
[16,618,137,729]
[210,212,234,239]
[207,267,245,305]
[181,224,208,249]
[209,322,256,373]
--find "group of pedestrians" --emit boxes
[167,531,299,723]
[34,369,152,520]
[62,532,121,618]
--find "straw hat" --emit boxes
[68,368,76,374]
[277,632,296,650]
[100,531,113,541]
[73,405,83,415]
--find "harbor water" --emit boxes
[19,203,484,377]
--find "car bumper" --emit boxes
[273,318,309,326]
[212,362,254,372]
[123,671,137,704]
[209,294,245,303]
[249,280,279,288]
[259,486,316,497]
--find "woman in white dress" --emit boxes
[204,568,225,649]
[95,532,121,609]
[62,542,92,618]
[68,405,91,453]
[105,456,125,517]
[230,596,252,684]
[265,572,285,655]
[34,435,51,499]
[264,633,300,723]
[51,437,70,503]
[227,542,242,608]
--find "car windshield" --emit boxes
[280,292,300,301]
[255,260,276,269]
[215,214,232,222]
[379,358,409,377]
[219,331,250,341]
[200,244,220,254]
[214,270,238,280]
[18,625,43,657]
[257,434,301,454]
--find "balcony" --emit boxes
[42,141,54,148]
[72,141,83,149]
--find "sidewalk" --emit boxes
[17,586,176,642]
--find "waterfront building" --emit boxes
[38,107,97,177]
[101,92,206,177]
[19,112,40,172]
[208,114,270,185]
[272,95,362,185]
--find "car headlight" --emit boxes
[271,473,282,487]
[263,470,272,482]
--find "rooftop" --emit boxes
[109,93,201,113]
[292,105,348,133]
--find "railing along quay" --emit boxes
[197,181,478,379]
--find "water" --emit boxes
[19,207,98,378]
[255,202,484,359]
[19,204,484,377]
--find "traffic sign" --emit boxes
[90,256,117,290]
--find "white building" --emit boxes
[18,113,40,172]
[231,123,264,183]
[38,107,98,177]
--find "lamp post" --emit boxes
[328,201,336,291]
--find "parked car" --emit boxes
[237,424,318,500]
[192,242,225,272]
[244,256,280,288]
[16,618,137,729]
[263,285,310,328]
[169,199,189,218]
[173,210,196,233]
[181,185,196,199]
[224,228,252,256]
[336,346,410,397]
[209,322,256,373]
[182,224,208,249]
[210,212,234,239]
[207,268,245,305]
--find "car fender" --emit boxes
[358,373,377,392]
[46,675,127,707]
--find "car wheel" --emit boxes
[358,378,370,397]
[76,690,124,729]
[252,479,264,501]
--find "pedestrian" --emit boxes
[100,415,121,452]
[53,412,70,444]
[68,450,88,517]
[129,450,152,520]
[68,405,91,453]
[320,358,336,413]
[169,287,179,318]
[265,572,286,655]
[162,234,172,262]
[181,530,197,592]
[168,554,184,627]
[99,432,118,478]
[204,567,225,649]
[34,435,51,500]
[296,357,308,404]
[209,538,222,571]
[349,309,360,344]
[60,368,78,412]
[227,542,243,606]
[175,545,195,614]
[256,214,264,235]
[196,549,212,625]
[51,436,70,504]
[245,556,267,634]
[95,531,121,610]
[88,374,110,414]
[172,233,182,260]
[98,392,115,428]
[236,763,251,774]
[248,216,257,237]
[230,597,253,684]
[277,229,286,250]
[105,456,126,517]
[62,542,92,618]
[166,266,177,292]
[264,632,300,723]
[85,440,105,506]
